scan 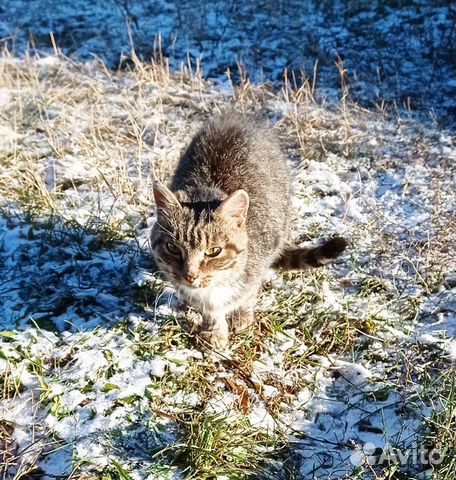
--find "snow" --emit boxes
[206,392,237,416]
[248,402,276,431]
[149,357,167,378]
[39,449,73,479]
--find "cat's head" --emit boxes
[151,181,249,290]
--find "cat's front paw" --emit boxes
[197,329,229,350]
[230,307,255,334]
[185,308,203,333]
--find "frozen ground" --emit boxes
[0,55,455,479]
[0,0,455,130]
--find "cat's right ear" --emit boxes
[153,181,181,215]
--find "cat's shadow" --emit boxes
[0,211,160,332]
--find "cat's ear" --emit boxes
[217,189,249,225]
[153,181,181,215]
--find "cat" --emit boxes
[151,113,346,349]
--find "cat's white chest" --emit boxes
[180,285,238,313]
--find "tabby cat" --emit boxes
[151,114,346,348]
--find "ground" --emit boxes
[0,2,455,479]
[1,0,455,130]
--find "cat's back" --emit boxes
[172,114,290,209]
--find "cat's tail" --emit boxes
[273,237,347,270]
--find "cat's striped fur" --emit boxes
[151,114,346,348]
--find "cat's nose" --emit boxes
[186,274,199,284]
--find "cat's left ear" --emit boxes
[217,189,249,226]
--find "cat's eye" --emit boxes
[165,242,181,255]
[205,246,222,258]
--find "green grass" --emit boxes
[164,412,281,479]
[425,370,456,479]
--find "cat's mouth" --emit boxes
[180,278,211,289]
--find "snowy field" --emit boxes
[0,1,456,480]
[1,0,455,130]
